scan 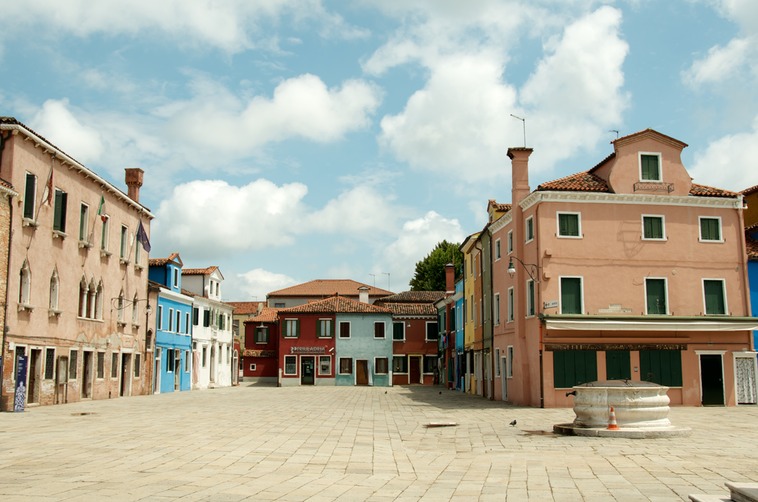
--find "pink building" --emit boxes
[491,129,758,407]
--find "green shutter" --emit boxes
[559,214,579,236]
[644,216,663,239]
[641,155,659,180]
[553,350,597,388]
[646,279,666,314]
[704,280,726,314]
[24,173,35,219]
[560,278,582,314]
[605,350,631,380]
[317,320,322,338]
[700,218,720,241]
[640,350,682,386]
[53,190,67,232]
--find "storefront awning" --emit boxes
[541,314,758,332]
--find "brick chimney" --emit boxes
[125,168,144,203]
[358,286,370,304]
[508,148,533,206]
[445,263,455,294]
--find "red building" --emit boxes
[242,307,279,384]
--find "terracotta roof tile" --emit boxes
[377,302,438,317]
[742,184,758,196]
[688,183,738,198]
[268,279,393,298]
[182,266,220,276]
[228,301,264,315]
[148,252,181,267]
[747,237,758,260]
[375,291,445,304]
[278,296,391,314]
[537,171,611,192]
[245,307,279,323]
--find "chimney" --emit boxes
[508,148,533,206]
[445,263,455,294]
[358,286,370,304]
[125,168,144,203]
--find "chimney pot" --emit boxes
[125,168,144,203]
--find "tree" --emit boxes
[409,240,463,291]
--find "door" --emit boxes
[356,360,369,386]
[120,353,131,397]
[409,356,421,384]
[700,354,725,406]
[301,356,315,385]
[154,348,161,394]
[735,356,758,405]
[606,350,631,380]
[28,349,42,404]
[501,356,508,401]
[81,351,93,398]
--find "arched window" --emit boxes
[117,290,125,322]
[132,294,139,324]
[87,279,97,319]
[95,281,104,320]
[78,277,88,318]
[49,269,59,311]
[19,260,31,306]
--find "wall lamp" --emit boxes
[507,256,540,283]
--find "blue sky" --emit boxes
[2,1,757,301]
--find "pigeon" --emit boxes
[384,391,387,394]
[510,420,517,427]
[439,391,442,395]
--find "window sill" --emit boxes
[119,258,130,266]
[78,240,93,249]
[557,235,583,239]
[52,230,67,239]
[48,309,62,317]
[134,264,144,271]
[18,303,34,312]
[698,239,724,244]
[117,321,127,327]
[642,238,667,242]
[22,218,39,228]
[100,249,112,258]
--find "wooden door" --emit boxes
[356,360,369,386]
[409,356,421,384]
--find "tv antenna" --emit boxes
[510,114,526,147]
[609,129,619,139]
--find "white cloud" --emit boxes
[688,117,758,191]
[165,73,382,154]
[233,268,298,302]
[29,100,105,163]
[152,179,308,259]
[380,211,466,291]
[305,184,402,236]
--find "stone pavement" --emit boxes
[1,384,757,501]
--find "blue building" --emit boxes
[148,253,193,393]
[748,228,758,351]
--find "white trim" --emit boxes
[556,211,582,238]
[392,321,406,342]
[374,320,386,339]
[424,320,439,342]
[494,238,502,260]
[507,287,514,323]
[641,214,666,241]
[374,356,389,375]
[520,190,743,212]
[494,292,501,326]
[525,216,534,243]
[644,277,669,315]
[507,230,513,254]
[732,351,758,406]
[338,320,351,339]
[526,279,536,318]
[283,318,299,338]
[506,345,514,378]
[698,215,724,243]
[283,355,297,375]
[489,212,513,234]
[544,319,758,331]
[559,276,584,315]
[702,278,728,315]
[639,151,663,182]
[318,355,332,376]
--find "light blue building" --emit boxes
[748,229,758,351]
[148,253,193,393]
[334,292,394,387]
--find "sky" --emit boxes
[2,0,757,301]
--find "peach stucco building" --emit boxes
[0,117,153,410]
[490,129,758,407]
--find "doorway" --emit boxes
[500,356,508,401]
[356,360,369,386]
[301,356,315,385]
[409,356,421,384]
[120,353,132,397]
[81,351,93,398]
[28,349,42,404]
[735,356,758,404]
[154,348,161,394]
[700,354,725,406]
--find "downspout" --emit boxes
[737,195,751,315]
[535,200,544,408]
[0,131,12,411]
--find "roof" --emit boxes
[375,291,445,303]
[246,307,279,323]
[742,184,758,196]
[536,173,738,198]
[612,128,688,149]
[268,279,393,298]
[487,199,512,212]
[228,301,264,315]
[148,252,182,267]
[375,302,438,317]
[278,296,392,314]
[747,230,758,260]
[183,266,220,276]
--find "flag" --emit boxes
[41,167,53,206]
[97,195,106,222]
[136,221,151,252]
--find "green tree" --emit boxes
[409,240,463,291]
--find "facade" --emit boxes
[183,267,234,389]
[1,117,153,410]
[459,233,479,394]
[454,279,465,390]
[742,185,758,228]
[267,279,392,308]
[493,129,758,407]
[228,300,264,382]
[434,264,458,389]
[747,228,758,351]
[374,290,443,386]
[148,254,193,394]
[242,306,279,384]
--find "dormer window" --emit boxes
[173,268,179,288]
[640,153,662,181]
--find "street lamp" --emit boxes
[507,257,540,282]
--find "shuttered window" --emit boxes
[558,213,580,237]
[318,319,333,338]
[700,217,721,241]
[704,280,726,315]
[643,216,664,239]
[53,189,67,232]
[640,154,660,180]
[553,350,597,388]
[645,278,667,314]
[640,350,682,386]
[605,350,631,380]
[560,277,582,314]
[24,173,36,220]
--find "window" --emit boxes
[605,350,631,380]
[135,236,142,265]
[53,188,67,233]
[699,217,722,242]
[157,305,164,330]
[557,212,581,237]
[203,309,210,327]
[425,321,438,341]
[79,203,89,242]
[525,216,534,242]
[193,307,199,326]
[374,321,385,339]
[117,292,125,323]
[526,280,535,317]
[202,347,207,367]
[703,279,727,315]
[375,357,388,374]
[507,230,513,254]
[100,215,109,252]
[319,356,331,375]
[255,327,269,344]
[95,282,104,320]
[645,278,668,315]
[339,358,353,374]
[507,287,514,322]
[19,261,31,306]
[423,355,437,374]
[393,356,408,373]
[284,319,299,338]
[640,153,661,181]
[495,348,501,376]
[494,293,500,325]
[49,270,59,311]
[642,215,665,240]
[317,319,333,338]
[185,313,190,333]
[339,321,350,338]
[185,350,191,372]
[120,225,128,259]
[111,353,119,378]
[553,350,597,388]
[166,349,175,372]
[168,308,174,332]
[175,310,181,333]
[97,352,105,379]
[495,239,501,260]
[44,348,55,379]
[173,268,178,288]
[507,346,514,378]
[560,277,583,314]
[24,172,36,220]
[132,295,139,324]
[640,350,682,386]
[249,363,256,371]
[69,350,78,380]
[393,321,405,341]
[274,302,285,308]
[134,354,141,377]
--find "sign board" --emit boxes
[14,355,28,412]
[543,300,558,309]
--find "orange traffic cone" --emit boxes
[607,406,619,430]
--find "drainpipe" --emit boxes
[0,132,12,412]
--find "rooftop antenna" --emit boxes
[609,129,619,139]
[510,114,526,147]
[369,273,377,286]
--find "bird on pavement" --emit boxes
[510,420,517,427]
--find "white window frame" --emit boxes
[639,152,662,182]
[100,215,110,252]
[338,357,353,375]
[495,348,501,377]
[507,287,514,322]
[507,230,513,254]
[641,214,666,241]
[374,357,389,375]
[559,276,584,315]
[494,293,500,326]
[507,346,514,378]
[374,321,386,339]
[556,211,582,238]
[644,277,669,315]
[338,321,351,339]
[284,355,297,375]
[392,321,405,342]
[425,321,438,342]
[702,278,728,315]
[120,225,129,259]
[526,279,535,318]
[157,305,163,330]
[525,216,534,243]
[318,355,332,376]
[23,172,37,221]
[284,318,298,338]
[318,318,333,338]
[79,202,89,242]
[168,308,174,332]
[495,239,501,260]
[698,216,724,243]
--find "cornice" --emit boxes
[520,191,742,211]
[488,211,513,234]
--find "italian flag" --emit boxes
[97,195,106,222]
